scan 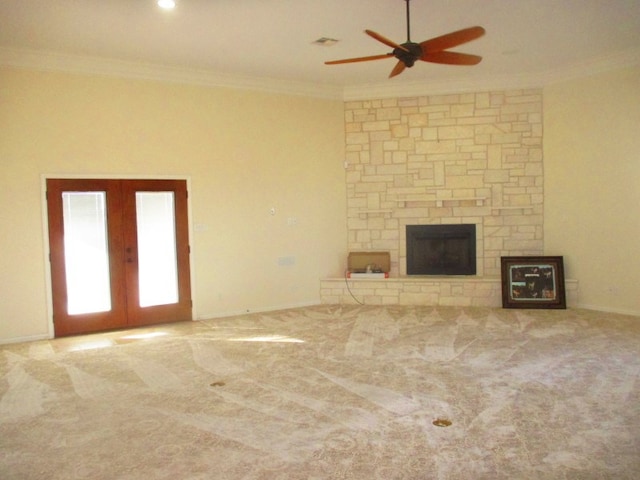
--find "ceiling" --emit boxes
[1,0,639,98]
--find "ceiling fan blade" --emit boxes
[389,61,407,78]
[325,53,394,65]
[420,26,485,54]
[365,30,409,53]
[421,51,482,65]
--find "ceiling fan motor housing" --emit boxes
[394,42,423,67]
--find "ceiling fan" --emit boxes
[325,0,485,78]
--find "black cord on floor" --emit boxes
[344,270,365,305]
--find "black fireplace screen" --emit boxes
[406,224,476,275]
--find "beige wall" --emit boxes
[544,66,640,315]
[0,67,347,342]
[1,63,637,343]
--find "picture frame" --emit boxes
[500,256,566,309]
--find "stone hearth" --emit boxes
[320,277,578,307]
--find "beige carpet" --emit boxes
[1,305,639,479]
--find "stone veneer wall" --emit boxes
[344,88,544,277]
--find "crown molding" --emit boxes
[1,45,638,102]
[341,73,545,101]
[0,47,344,100]
[539,46,640,86]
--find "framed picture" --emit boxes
[500,256,566,309]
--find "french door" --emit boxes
[46,179,192,337]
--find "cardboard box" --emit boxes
[347,251,390,274]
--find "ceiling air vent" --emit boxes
[312,37,339,46]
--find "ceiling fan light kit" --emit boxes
[325,0,485,78]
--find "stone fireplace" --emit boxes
[319,88,581,307]
[342,88,546,279]
[406,224,476,275]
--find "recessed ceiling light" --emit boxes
[157,0,176,10]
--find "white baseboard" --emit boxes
[575,303,640,318]
[0,333,52,346]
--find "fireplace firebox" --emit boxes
[406,224,476,275]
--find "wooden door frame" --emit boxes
[40,174,197,339]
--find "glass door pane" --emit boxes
[135,192,179,307]
[62,192,112,315]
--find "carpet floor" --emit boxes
[1,305,639,479]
